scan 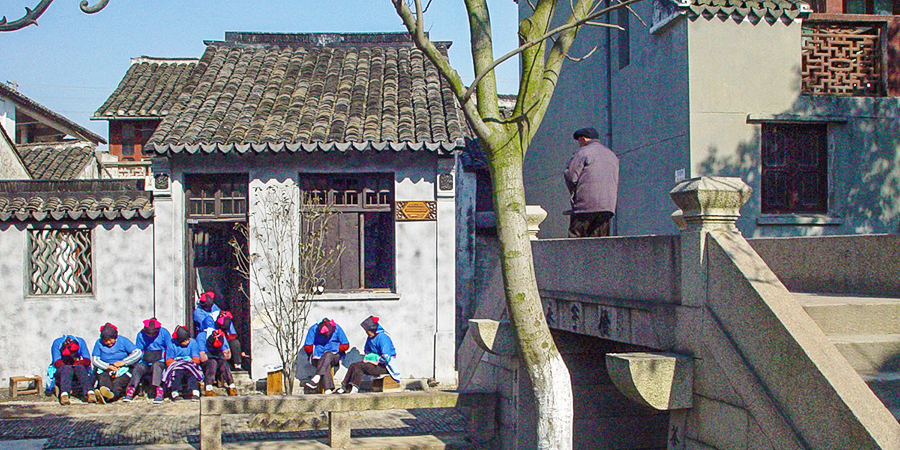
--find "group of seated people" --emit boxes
[49,291,243,405]
[303,315,400,395]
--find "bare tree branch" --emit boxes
[565,45,599,62]
[391,0,493,138]
[230,185,343,394]
[0,0,111,31]
[462,0,642,104]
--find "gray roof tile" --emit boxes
[147,33,469,155]
[93,57,199,119]
[0,180,153,222]
[16,142,95,180]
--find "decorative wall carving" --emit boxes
[395,201,437,221]
[802,22,883,96]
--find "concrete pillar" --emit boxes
[669,177,751,307]
[434,157,458,384]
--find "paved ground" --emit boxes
[0,391,472,449]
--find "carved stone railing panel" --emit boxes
[802,21,884,96]
[29,229,92,295]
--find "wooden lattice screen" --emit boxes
[802,23,883,96]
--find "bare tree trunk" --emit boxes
[489,141,573,450]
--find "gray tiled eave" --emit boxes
[147,139,465,155]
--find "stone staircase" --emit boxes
[794,292,900,420]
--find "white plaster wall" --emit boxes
[0,221,154,384]
[0,97,15,141]
[168,152,454,385]
[687,18,802,235]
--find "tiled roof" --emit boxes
[683,0,811,22]
[0,83,106,144]
[16,142,95,180]
[0,179,153,222]
[147,32,469,155]
[93,57,199,119]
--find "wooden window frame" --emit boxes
[299,173,395,292]
[761,123,829,215]
[185,174,249,221]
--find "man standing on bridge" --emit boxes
[564,127,619,237]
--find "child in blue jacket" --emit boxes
[337,316,400,394]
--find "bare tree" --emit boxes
[230,185,344,394]
[389,1,640,447]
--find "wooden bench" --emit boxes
[371,374,401,393]
[9,376,42,398]
[200,391,497,449]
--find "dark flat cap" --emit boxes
[573,127,600,140]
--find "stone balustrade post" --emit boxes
[669,177,751,307]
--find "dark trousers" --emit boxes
[569,211,613,237]
[311,352,341,391]
[227,338,242,368]
[342,361,388,389]
[56,365,92,396]
[201,358,234,386]
[170,370,199,394]
[129,361,166,389]
[96,370,131,400]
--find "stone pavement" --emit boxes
[0,392,473,449]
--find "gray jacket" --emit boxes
[564,140,619,213]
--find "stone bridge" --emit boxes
[459,177,900,449]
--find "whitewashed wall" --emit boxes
[0,220,155,385]
[166,151,461,387]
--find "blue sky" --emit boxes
[0,0,520,142]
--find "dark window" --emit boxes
[121,122,135,157]
[761,123,828,214]
[618,5,630,69]
[29,228,93,295]
[185,174,248,220]
[299,173,394,291]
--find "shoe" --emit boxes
[204,387,217,397]
[323,389,333,395]
[191,389,201,400]
[153,395,164,405]
[171,391,180,401]
[59,392,70,405]
[304,381,317,390]
[86,390,97,403]
[335,387,347,394]
[98,386,114,400]
[94,389,107,404]
[226,386,238,396]
[122,386,135,402]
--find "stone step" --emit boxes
[793,293,900,335]
[828,334,900,375]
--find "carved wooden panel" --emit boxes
[395,201,437,221]
[802,23,883,96]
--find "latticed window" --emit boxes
[299,174,394,291]
[761,123,828,214]
[801,22,883,96]
[185,174,248,220]
[29,229,93,295]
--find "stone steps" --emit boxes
[792,293,900,335]
[795,293,900,421]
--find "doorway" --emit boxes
[184,174,250,374]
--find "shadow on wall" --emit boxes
[696,95,900,237]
